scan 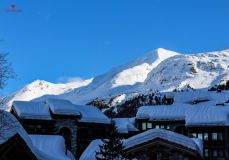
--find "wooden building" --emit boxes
[124,129,203,160]
[10,99,111,159]
[136,104,229,160]
[0,133,37,160]
[0,111,37,160]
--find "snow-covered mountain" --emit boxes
[1,79,92,110]
[60,48,229,104]
[2,48,229,110]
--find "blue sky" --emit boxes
[0,0,229,95]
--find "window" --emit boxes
[147,122,152,129]
[212,133,223,141]
[155,125,160,129]
[218,150,224,157]
[213,150,218,157]
[204,133,208,141]
[160,125,165,129]
[212,133,218,141]
[204,149,209,158]
[142,122,147,130]
[191,133,197,138]
[197,133,203,140]
[166,125,170,129]
[218,133,223,140]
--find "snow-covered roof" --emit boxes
[0,111,75,160]
[137,103,229,126]
[185,105,229,126]
[75,104,111,124]
[46,99,110,123]
[12,99,110,124]
[12,101,52,120]
[137,104,186,121]
[30,135,73,160]
[0,111,34,148]
[113,118,138,134]
[79,139,103,160]
[124,128,203,156]
[45,99,81,116]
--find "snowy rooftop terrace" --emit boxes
[137,102,229,126]
[12,99,110,124]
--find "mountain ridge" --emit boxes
[2,48,229,110]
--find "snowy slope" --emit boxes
[3,48,229,110]
[61,48,178,104]
[1,79,92,110]
[61,48,229,104]
[143,49,229,92]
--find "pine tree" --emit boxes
[96,121,126,160]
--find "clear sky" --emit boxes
[0,0,229,95]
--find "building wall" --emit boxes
[55,119,77,158]
[136,119,229,160]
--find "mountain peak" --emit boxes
[154,48,179,59]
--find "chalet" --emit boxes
[10,99,111,159]
[0,110,37,160]
[135,103,229,160]
[0,133,37,160]
[0,110,72,160]
[124,129,203,160]
[80,129,203,160]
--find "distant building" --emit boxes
[10,99,111,159]
[135,103,229,160]
[80,129,203,160]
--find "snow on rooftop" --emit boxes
[45,99,81,116]
[137,102,229,126]
[113,118,138,134]
[30,135,73,160]
[76,104,111,124]
[0,111,36,155]
[137,104,186,121]
[124,129,202,156]
[12,99,110,124]
[12,101,51,120]
[79,139,103,160]
[185,105,229,126]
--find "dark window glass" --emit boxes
[213,150,217,157]
[218,133,223,140]
[218,150,224,157]
[204,133,208,141]
[212,133,218,141]
[204,149,209,158]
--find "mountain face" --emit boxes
[1,79,92,110]
[2,48,229,110]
